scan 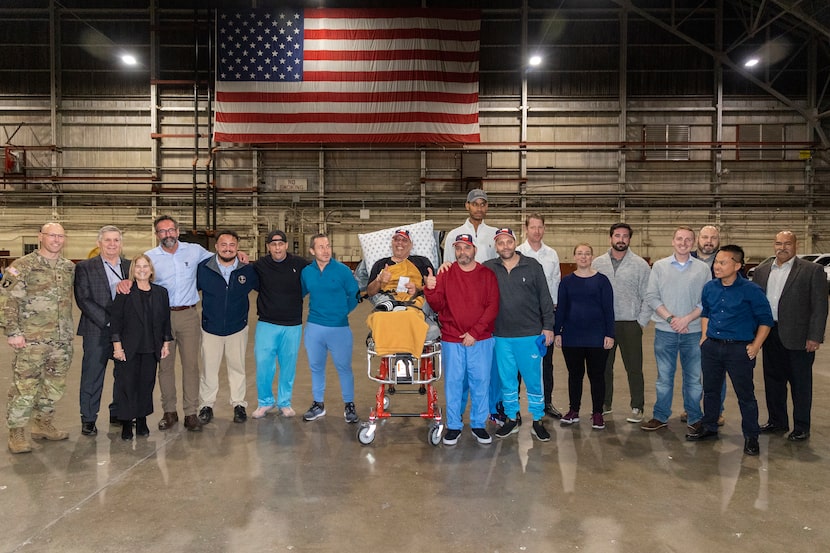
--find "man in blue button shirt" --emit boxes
[686,245,773,456]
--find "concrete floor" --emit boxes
[1,299,828,553]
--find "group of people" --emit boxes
[1,217,361,453]
[1,196,826,457]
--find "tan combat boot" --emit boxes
[31,417,69,441]
[8,427,32,453]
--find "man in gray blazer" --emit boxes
[74,226,131,436]
[752,231,828,441]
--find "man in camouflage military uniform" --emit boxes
[2,222,76,453]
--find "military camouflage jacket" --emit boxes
[1,251,75,342]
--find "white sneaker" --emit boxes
[626,408,644,423]
[251,406,275,419]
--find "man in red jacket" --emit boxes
[424,234,499,446]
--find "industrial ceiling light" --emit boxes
[121,54,138,66]
[528,54,542,67]
[744,57,759,68]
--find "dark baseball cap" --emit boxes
[266,230,287,243]
[494,227,515,240]
[452,233,476,247]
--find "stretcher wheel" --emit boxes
[383,396,390,410]
[428,425,442,447]
[358,424,376,445]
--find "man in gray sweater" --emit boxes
[592,223,653,423]
[641,226,712,431]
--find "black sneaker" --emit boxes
[344,402,358,423]
[198,406,214,424]
[233,405,247,423]
[303,401,326,421]
[531,420,551,441]
[471,427,492,444]
[495,417,520,438]
[443,428,462,445]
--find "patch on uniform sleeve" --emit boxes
[7,267,19,277]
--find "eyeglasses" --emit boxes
[156,228,177,236]
[41,233,65,239]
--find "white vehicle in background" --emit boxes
[811,253,830,287]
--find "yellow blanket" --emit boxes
[366,308,429,358]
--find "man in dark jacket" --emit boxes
[484,227,555,442]
[196,230,259,424]
[751,231,828,442]
[74,225,131,436]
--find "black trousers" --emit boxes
[562,346,608,414]
[762,326,814,432]
[113,352,158,421]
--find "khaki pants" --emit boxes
[199,327,249,409]
[158,307,201,415]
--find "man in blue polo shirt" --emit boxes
[686,245,773,456]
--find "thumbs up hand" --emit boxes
[378,263,391,286]
[425,267,437,290]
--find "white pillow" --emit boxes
[358,220,438,270]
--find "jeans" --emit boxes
[254,322,302,409]
[652,329,702,424]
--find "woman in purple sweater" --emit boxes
[554,243,615,429]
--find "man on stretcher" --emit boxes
[366,229,437,394]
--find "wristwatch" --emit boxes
[666,315,674,323]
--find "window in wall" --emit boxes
[737,124,785,160]
[642,124,690,160]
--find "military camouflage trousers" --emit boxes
[6,340,73,428]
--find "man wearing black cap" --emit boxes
[443,188,497,263]
[424,233,500,445]
[484,227,555,441]
[250,230,309,419]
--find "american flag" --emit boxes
[214,8,480,144]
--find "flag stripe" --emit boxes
[214,8,480,144]
[212,132,482,144]
[216,111,479,124]
[216,92,479,110]
[304,49,479,62]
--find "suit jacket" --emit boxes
[74,255,131,337]
[753,256,828,349]
[110,282,172,360]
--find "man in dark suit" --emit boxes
[752,231,828,441]
[73,225,130,436]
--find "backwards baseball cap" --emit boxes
[392,229,411,241]
[266,230,287,243]
[494,227,515,240]
[466,188,488,203]
[452,233,476,247]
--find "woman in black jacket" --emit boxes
[111,254,172,440]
